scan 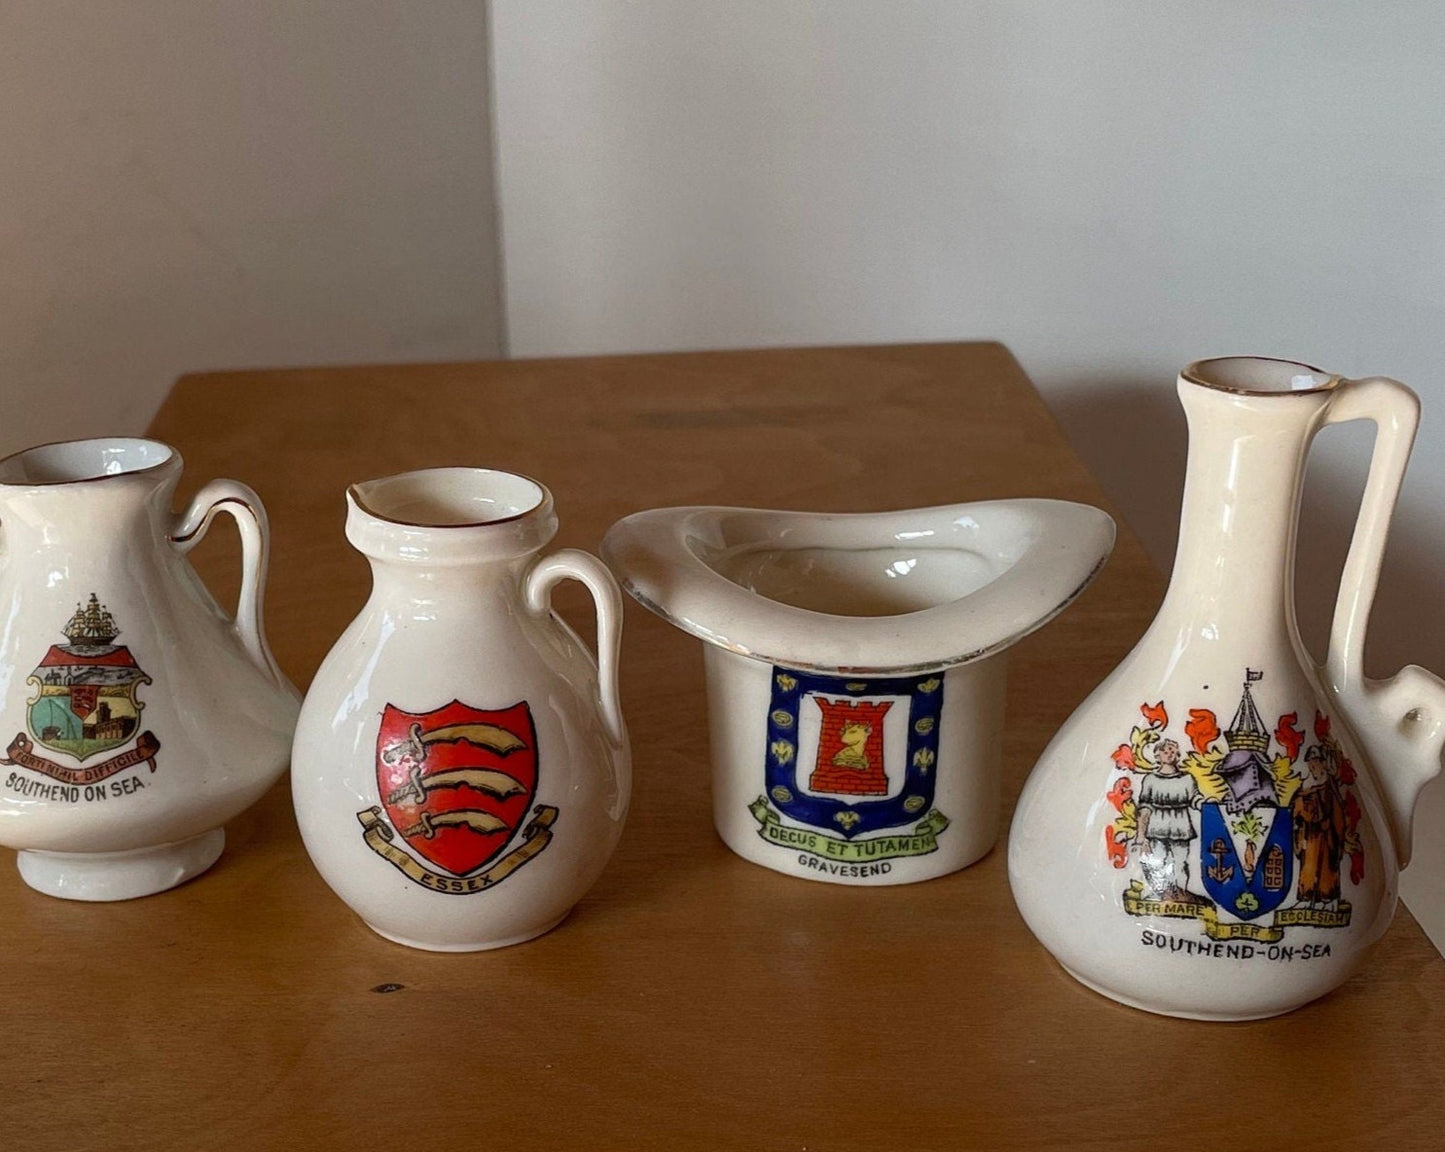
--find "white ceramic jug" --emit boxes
[1009,357,1445,1019]
[291,467,629,951]
[0,438,299,900]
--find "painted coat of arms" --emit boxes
[749,667,950,871]
[1103,670,1362,944]
[1,594,161,787]
[355,699,557,894]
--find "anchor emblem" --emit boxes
[1206,837,1235,884]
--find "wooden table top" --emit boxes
[3,343,1441,1151]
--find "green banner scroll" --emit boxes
[749,797,949,863]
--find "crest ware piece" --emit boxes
[0,438,299,900]
[292,468,629,951]
[1009,357,1445,1020]
[359,700,557,893]
[12,594,161,782]
[603,498,1114,885]
[28,593,152,765]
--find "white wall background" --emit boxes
[490,1,1445,943]
[3,1,1444,948]
[0,1,501,458]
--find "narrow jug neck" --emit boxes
[345,468,558,625]
[368,554,531,608]
[1157,380,1332,646]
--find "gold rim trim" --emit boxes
[347,467,553,530]
[1181,356,1340,397]
[0,437,179,488]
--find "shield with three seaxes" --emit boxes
[376,700,538,877]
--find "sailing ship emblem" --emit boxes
[0,594,162,788]
[26,594,150,762]
[355,700,557,894]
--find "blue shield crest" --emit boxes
[763,667,943,839]
[1199,801,1293,919]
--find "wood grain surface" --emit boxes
[1,343,1440,1151]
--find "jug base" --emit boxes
[365,913,568,953]
[1060,963,1299,1022]
[16,828,225,901]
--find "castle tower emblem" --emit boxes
[1214,669,1277,813]
[750,669,951,865]
[1225,668,1269,752]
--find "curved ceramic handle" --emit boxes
[524,548,626,747]
[171,479,289,689]
[1320,375,1445,865]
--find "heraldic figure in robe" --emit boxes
[1132,738,1204,903]
[1292,743,1347,908]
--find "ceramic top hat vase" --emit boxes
[0,438,299,900]
[291,468,629,951]
[604,498,1114,885]
[1009,357,1445,1020]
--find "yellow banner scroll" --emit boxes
[356,804,558,895]
[1123,879,1352,942]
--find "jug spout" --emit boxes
[1329,664,1445,867]
[0,438,179,550]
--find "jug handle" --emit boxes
[524,549,626,746]
[1320,375,1445,866]
[170,479,290,693]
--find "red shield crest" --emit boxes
[375,700,538,877]
[808,698,893,796]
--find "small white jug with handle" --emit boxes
[291,467,630,951]
[1009,357,1445,1019]
[0,437,299,900]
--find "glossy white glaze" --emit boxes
[16,829,226,902]
[291,468,629,951]
[604,498,1114,885]
[1009,357,1445,1019]
[0,437,299,899]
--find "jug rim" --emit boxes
[345,466,559,565]
[1182,356,1340,397]
[602,498,1116,674]
[348,466,551,529]
[0,437,179,488]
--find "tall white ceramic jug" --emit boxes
[1009,357,1445,1019]
[0,438,299,899]
[291,468,630,951]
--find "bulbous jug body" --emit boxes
[291,468,630,951]
[0,438,299,900]
[1009,357,1445,1019]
